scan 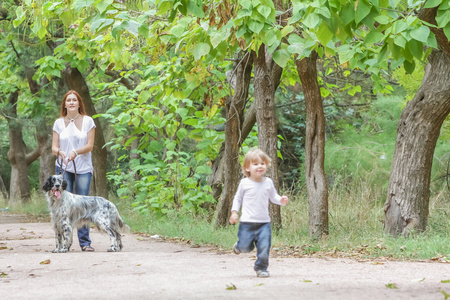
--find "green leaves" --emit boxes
[410,26,430,44]
[33,56,65,80]
[355,0,371,24]
[193,43,211,60]
[273,48,291,68]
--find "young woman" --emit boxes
[51,90,96,252]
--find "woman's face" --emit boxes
[65,94,80,114]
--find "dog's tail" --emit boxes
[118,216,131,233]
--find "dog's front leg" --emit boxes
[53,231,63,253]
[59,219,72,253]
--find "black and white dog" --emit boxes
[43,174,129,253]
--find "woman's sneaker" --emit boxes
[256,270,270,278]
[232,242,241,254]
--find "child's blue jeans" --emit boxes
[56,166,92,248]
[236,222,272,271]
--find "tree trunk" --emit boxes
[253,45,283,229]
[62,67,108,198]
[25,69,55,189]
[6,91,40,202]
[215,53,253,228]
[37,119,55,188]
[384,51,450,236]
[208,101,257,203]
[0,175,7,200]
[295,53,329,239]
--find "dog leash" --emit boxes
[58,157,77,178]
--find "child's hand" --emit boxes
[280,195,289,205]
[229,212,239,224]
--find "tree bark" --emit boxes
[37,119,55,188]
[208,101,257,203]
[25,69,55,188]
[253,45,283,229]
[5,91,38,202]
[62,67,108,198]
[295,53,329,239]
[215,53,253,228]
[384,50,450,236]
[0,175,7,200]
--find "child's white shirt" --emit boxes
[231,177,284,223]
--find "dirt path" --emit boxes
[0,214,449,299]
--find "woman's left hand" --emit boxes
[67,151,77,162]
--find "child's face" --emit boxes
[245,157,267,180]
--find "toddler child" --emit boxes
[229,148,289,278]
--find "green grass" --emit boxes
[0,190,48,217]
[3,180,450,261]
[111,179,450,261]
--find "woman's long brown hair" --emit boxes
[60,90,87,117]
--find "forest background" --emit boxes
[1,0,450,260]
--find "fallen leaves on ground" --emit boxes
[40,259,51,265]
[385,283,398,289]
[226,283,237,290]
[440,290,450,300]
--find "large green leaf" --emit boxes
[248,20,264,34]
[304,13,320,28]
[424,0,442,8]
[393,35,406,48]
[240,0,252,10]
[410,26,430,44]
[340,4,355,26]
[273,48,290,68]
[72,0,95,12]
[317,23,333,46]
[436,9,450,28]
[338,45,354,63]
[257,5,272,19]
[187,0,204,18]
[263,28,280,46]
[403,59,415,74]
[193,43,211,60]
[355,0,371,24]
[408,39,423,60]
[364,31,384,44]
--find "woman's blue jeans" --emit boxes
[56,166,93,248]
[236,222,272,271]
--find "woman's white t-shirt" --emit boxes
[53,116,96,174]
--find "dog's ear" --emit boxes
[43,176,52,192]
[62,179,68,191]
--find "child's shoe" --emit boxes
[256,270,270,278]
[232,242,241,254]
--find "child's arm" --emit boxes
[229,180,244,224]
[229,210,239,224]
[267,178,289,205]
[280,195,289,205]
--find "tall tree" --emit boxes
[215,52,253,227]
[253,45,283,228]
[295,52,329,238]
[5,91,40,202]
[384,5,450,236]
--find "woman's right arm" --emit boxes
[52,131,60,156]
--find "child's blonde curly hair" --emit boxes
[242,148,271,177]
